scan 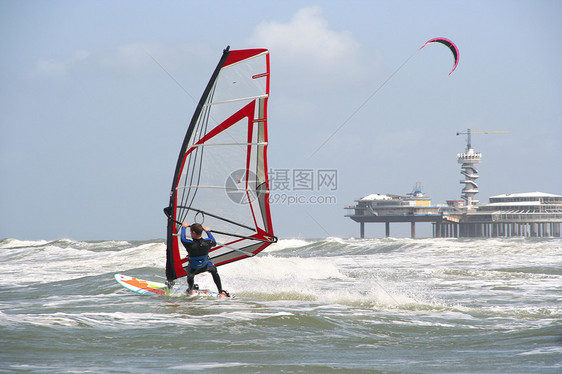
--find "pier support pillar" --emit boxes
[530,223,537,237]
[385,222,390,238]
[411,222,416,239]
[360,222,364,239]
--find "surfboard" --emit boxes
[114,274,229,298]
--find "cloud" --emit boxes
[34,50,90,77]
[35,59,68,77]
[247,6,362,78]
[33,43,212,78]
[100,43,153,70]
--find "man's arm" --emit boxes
[203,227,216,246]
[180,223,192,243]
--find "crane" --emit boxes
[456,128,509,151]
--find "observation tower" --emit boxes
[457,129,481,207]
[456,129,508,207]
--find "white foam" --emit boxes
[170,362,249,370]
[0,238,49,249]
[265,238,310,252]
[0,241,166,285]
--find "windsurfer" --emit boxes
[180,222,230,298]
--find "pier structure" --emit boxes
[346,191,562,238]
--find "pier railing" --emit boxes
[491,212,562,223]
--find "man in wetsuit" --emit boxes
[180,222,229,297]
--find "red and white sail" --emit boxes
[165,47,276,281]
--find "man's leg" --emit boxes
[206,264,223,293]
[186,274,195,294]
[185,267,198,294]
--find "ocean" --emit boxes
[1,237,560,373]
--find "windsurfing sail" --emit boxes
[420,37,459,75]
[165,46,276,282]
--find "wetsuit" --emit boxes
[180,226,223,293]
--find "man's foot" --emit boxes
[219,290,230,298]
[186,283,199,295]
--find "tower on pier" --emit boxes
[457,129,481,207]
[456,129,508,207]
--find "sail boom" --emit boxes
[215,243,256,257]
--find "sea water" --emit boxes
[1,237,560,373]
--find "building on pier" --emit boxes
[435,192,562,238]
[344,185,455,238]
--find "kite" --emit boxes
[420,37,459,75]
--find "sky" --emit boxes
[1,0,561,240]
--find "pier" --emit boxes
[346,192,562,238]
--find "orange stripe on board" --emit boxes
[125,278,166,295]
